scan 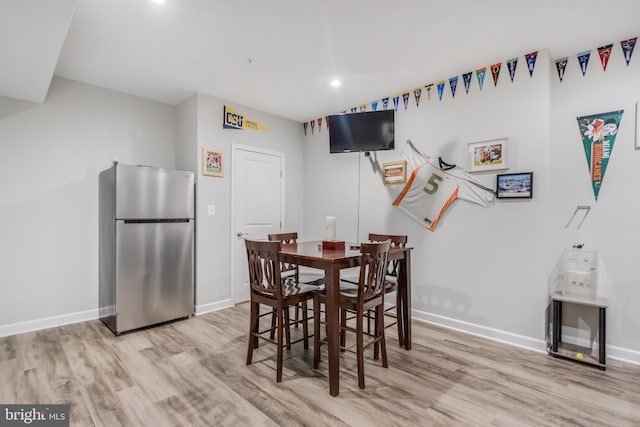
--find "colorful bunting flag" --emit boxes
[325,116,329,130]
[382,98,389,110]
[462,72,472,94]
[351,107,357,113]
[475,68,486,91]
[597,45,613,71]
[402,92,410,110]
[303,122,308,135]
[392,96,399,111]
[425,83,434,99]
[359,104,366,112]
[525,51,538,77]
[436,81,446,101]
[490,62,502,86]
[317,117,323,132]
[577,50,591,76]
[576,110,623,200]
[371,101,378,111]
[449,76,458,98]
[555,57,568,82]
[310,120,315,134]
[620,37,637,66]
[506,57,518,82]
[414,88,422,107]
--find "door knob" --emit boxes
[236,232,248,238]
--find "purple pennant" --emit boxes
[402,92,410,110]
[555,57,568,82]
[475,68,486,90]
[436,81,445,101]
[392,96,399,111]
[506,57,518,82]
[414,88,422,107]
[462,72,472,94]
[303,122,308,135]
[620,37,637,66]
[371,101,378,111]
[577,50,591,76]
[425,83,434,99]
[449,76,458,98]
[524,51,538,77]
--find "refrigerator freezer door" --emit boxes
[116,164,194,219]
[115,220,194,333]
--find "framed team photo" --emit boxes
[203,148,223,177]
[496,172,533,199]
[467,138,509,173]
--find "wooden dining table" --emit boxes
[280,241,412,396]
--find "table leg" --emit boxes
[325,266,340,396]
[599,307,606,365]
[401,251,412,350]
[552,300,560,353]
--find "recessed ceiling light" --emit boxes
[330,80,341,88]
[151,0,166,4]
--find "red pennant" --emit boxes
[317,117,323,132]
[490,62,502,86]
[597,44,613,71]
[325,116,329,130]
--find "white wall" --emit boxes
[303,49,639,362]
[0,77,176,333]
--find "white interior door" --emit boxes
[232,145,283,303]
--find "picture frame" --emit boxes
[382,160,407,184]
[496,172,533,199]
[467,138,509,172]
[202,148,223,177]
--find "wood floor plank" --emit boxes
[0,303,639,426]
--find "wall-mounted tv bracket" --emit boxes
[565,205,591,229]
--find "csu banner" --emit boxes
[223,106,268,130]
[576,110,623,201]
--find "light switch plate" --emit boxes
[207,204,215,215]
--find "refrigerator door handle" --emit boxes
[123,219,191,224]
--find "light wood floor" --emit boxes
[1,304,639,426]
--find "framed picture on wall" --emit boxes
[203,148,223,177]
[382,160,407,184]
[467,138,509,172]
[496,172,533,199]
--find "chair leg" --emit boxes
[373,309,380,360]
[396,291,404,347]
[313,296,321,369]
[270,307,276,340]
[302,300,309,349]
[377,304,388,368]
[356,308,365,389]
[276,306,284,382]
[295,303,300,328]
[247,301,258,365]
[340,308,347,351]
[284,307,292,350]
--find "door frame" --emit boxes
[230,143,286,304]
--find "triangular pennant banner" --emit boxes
[524,51,538,77]
[506,57,518,82]
[448,76,458,98]
[475,68,486,91]
[317,117,323,132]
[597,44,613,71]
[371,101,378,111]
[576,110,623,201]
[310,120,315,134]
[382,98,389,110]
[413,88,422,107]
[402,92,410,110]
[490,62,502,86]
[303,122,308,136]
[436,81,446,101]
[555,57,568,82]
[620,37,637,66]
[392,96,399,112]
[325,116,329,130]
[351,107,357,113]
[462,72,472,94]
[577,50,591,76]
[359,104,366,112]
[425,83,434,99]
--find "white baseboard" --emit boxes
[412,308,640,366]
[0,309,99,338]
[195,299,233,315]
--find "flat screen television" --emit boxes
[328,110,395,153]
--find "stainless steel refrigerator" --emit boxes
[99,163,195,334]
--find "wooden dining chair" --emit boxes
[342,233,408,355]
[313,240,391,389]
[245,239,316,382]
[268,232,325,336]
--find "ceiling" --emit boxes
[2,0,640,122]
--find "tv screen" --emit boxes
[328,110,395,153]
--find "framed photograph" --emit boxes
[467,138,509,172]
[382,160,407,184]
[203,148,223,177]
[496,172,533,199]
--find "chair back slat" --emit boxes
[268,232,299,273]
[245,239,283,298]
[358,240,391,299]
[368,233,407,277]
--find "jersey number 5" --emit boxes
[423,173,443,195]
